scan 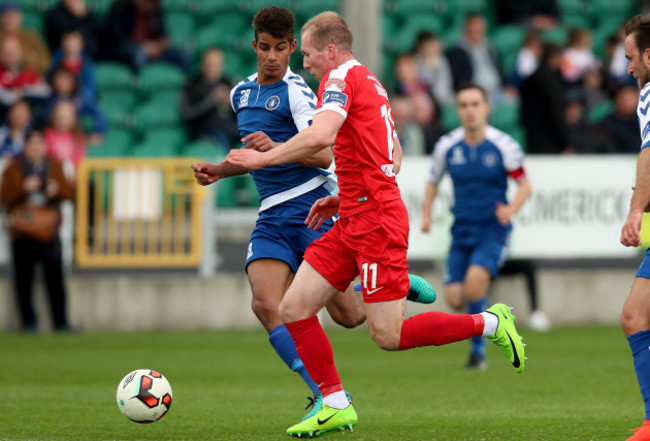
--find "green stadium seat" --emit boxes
[135,101,182,133]
[181,140,228,159]
[248,0,293,11]
[99,90,137,109]
[96,62,134,92]
[141,128,188,152]
[15,0,50,13]
[221,51,250,82]
[138,63,186,98]
[161,0,196,13]
[590,0,635,25]
[196,14,250,53]
[165,12,197,49]
[88,129,134,157]
[21,11,43,34]
[394,15,446,54]
[196,0,245,18]
[146,90,181,108]
[130,139,178,157]
[86,0,114,16]
[238,173,259,208]
[215,176,237,208]
[489,101,520,132]
[441,104,461,132]
[508,124,526,151]
[99,97,135,129]
[542,27,568,45]
[587,100,614,124]
[296,0,340,20]
[492,25,526,63]
[556,0,587,16]
[561,13,591,29]
[392,0,440,15]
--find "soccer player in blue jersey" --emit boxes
[619,14,650,441]
[421,83,531,369]
[191,6,434,422]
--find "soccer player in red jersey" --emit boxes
[227,11,526,437]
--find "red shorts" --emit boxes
[304,199,410,303]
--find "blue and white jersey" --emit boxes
[638,82,650,149]
[427,125,525,223]
[230,68,336,211]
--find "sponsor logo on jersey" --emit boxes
[324,78,346,91]
[482,151,497,168]
[265,95,280,110]
[247,242,253,259]
[358,196,368,203]
[449,146,466,165]
[375,84,388,99]
[643,121,650,141]
[239,89,251,107]
[322,91,348,107]
[381,164,395,177]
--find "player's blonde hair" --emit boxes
[301,11,353,53]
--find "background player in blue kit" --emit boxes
[619,14,650,441]
[191,6,435,421]
[421,83,531,369]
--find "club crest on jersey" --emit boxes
[324,78,346,92]
[482,151,497,168]
[449,146,466,165]
[265,95,280,110]
[240,89,251,107]
[322,91,348,107]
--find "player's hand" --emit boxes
[305,195,341,230]
[191,162,220,186]
[226,148,267,170]
[621,210,644,247]
[421,211,432,233]
[495,201,515,226]
[241,131,278,152]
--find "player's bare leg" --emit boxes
[463,265,492,369]
[445,282,464,311]
[622,278,650,440]
[326,284,366,328]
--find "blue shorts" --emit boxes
[245,190,334,273]
[637,249,650,278]
[444,220,512,285]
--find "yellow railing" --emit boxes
[75,158,205,268]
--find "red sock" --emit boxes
[399,311,485,350]
[285,316,343,397]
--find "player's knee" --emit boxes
[621,308,638,336]
[251,296,279,324]
[370,329,400,351]
[334,311,366,329]
[278,299,300,323]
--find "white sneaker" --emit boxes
[528,310,551,332]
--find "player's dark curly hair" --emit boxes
[625,14,650,54]
[252,6,295,42]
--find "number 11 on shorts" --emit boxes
[361,262,378,290]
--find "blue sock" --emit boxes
[628,330,650,421]
[269,324,320,396]
[467,298,488,356]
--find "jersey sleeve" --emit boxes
[639,83,650,150]
[314,69,354,120]
[427,139,448,184]
[288,79,317,132]
[229,83,238,113]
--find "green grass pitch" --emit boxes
[0,325,643,440]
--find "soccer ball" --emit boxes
[116,369,173,423]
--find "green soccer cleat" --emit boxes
[406,274,437,304]
[486,303,526,374]
[301,391,353,422]
[287,404,357,438]
[353,274,436,304]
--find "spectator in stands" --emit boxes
[606,24,636,88]
[181,47,238,148]
[446,13,505,103]
[44,99,87,177]
[560,28,600,89]
[413,31,454,107]
[581,67,609,110]
[0,1,51,75]
[105,0,191,73]
[45,0,104,60]
[0,99,30,157]
[599,85,642,154]
[394,53,431,97]
[0,129,74,332]
[49,30,97,101]
[391,95,425,156]
[512,31,543,88]
[521,43,572,154]
[44,69,105,145]
[565,98,612,154]
[0,36,50,110]
[412,91,444,155]
[495,0,559,30]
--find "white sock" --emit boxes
[481,312,499,337]
[323,391,349,410]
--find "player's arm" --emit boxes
[191,160,249,186]
[226,110,344,170]
[496,177,531,226]
[622,147,650,247]
[421,181,438,233]
[393,135,403,175]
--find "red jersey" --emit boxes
[315,59,401,218]
[0,66,42,89]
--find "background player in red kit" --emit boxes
[227,11,526,438]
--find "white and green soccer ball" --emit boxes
[116,369,173,423]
